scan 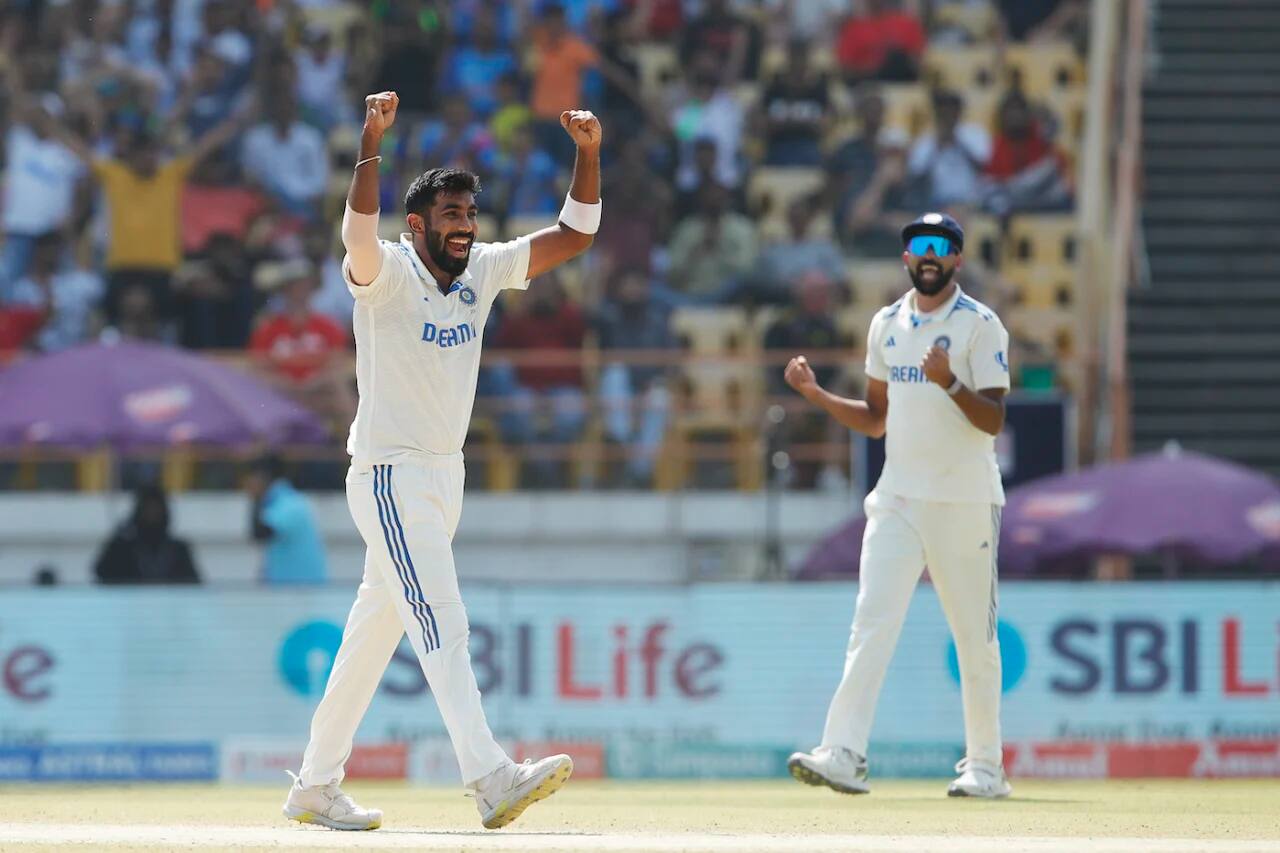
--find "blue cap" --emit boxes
[902,212,965,252]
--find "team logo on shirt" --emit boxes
[458,286,477,305]
[933,335,951,351]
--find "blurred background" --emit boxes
[1,0,1278,786]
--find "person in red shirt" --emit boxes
[490,275,587,487]
[983,91,1073,216]
[836,0,926,83]
[0,303,47,364]
[249,260,353,425]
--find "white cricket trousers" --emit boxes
[821,489,1003,766]
[299,457,509,787]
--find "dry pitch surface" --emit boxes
[1,779,1278,852]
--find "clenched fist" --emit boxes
[363,91,399,139]
[784,355,821,399]
[921,345,955,387]
[560,109,602,151]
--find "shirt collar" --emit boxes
[899,283,964,328]
[399,233,474,293]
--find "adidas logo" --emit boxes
[885,336,896,348]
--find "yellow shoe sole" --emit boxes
[482,757,574,830]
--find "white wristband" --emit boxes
[559,193,602,235]
[946,377,964,396]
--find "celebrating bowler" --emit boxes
[784,213,1014,798]
[282,91,602,830]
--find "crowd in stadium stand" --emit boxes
[0,0,1085,490]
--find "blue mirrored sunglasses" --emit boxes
[907,234,958,257]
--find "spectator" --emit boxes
[666,183,756,304]
[93,484,200,585]
[111,282,169,342]
[596,9,647,131]
[997,0,1087,42]
[596,270,674,487]
[631,0,684,39]
[982,90,1073,216]
[449,0,521,44]
[671,55,746,191]
[826,88,913,254]
[240,94,329,217]
[177,232,255,349]
[826,88,907,212]
[176,46,242,139]
[835,0,926,83]
[753,198,847,304]
[369,3,447,114]
[445,7,519,119]
[679,0,760,82]
[763,271,849,489]
[0,93,87,294]
[760,0,850,41]
[489,72,533,153]
[550,0,622,35]
[757,39,832,166]
[0,301,46,363]
[301,224,353,327]
[45,105,252,326]
[492,276,588,487]
[8,231,103,352]
[244,454,328,585]
[249,259,353,425]
[294,25,349,130]
[598,136,674,275]
[489,123,561,222]
[906,90,991,209]
[674,136,746,222]
[412,95,495,174]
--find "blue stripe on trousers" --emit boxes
[384,466,442,650]
[373,464,435,651]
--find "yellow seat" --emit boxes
[933,2,999,42]
[747,168,826,227]
[630,43,679,99]
[1002,42,1085,97]
[922,46,999,92]
[1040,88,1088,144]
[878,83,930,138]
[1007,306,1080,359]
[847,260,907,310]
[1003,261,1075,309]
[1005,214,1077,268]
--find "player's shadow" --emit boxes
[378,829,604,837]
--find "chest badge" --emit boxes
[933,334,951,351]
[458,285,477,305]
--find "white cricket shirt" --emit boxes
[343,233,531,466]
[865,284,1011,505]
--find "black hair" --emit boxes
[248,453,287,482]
[404,168,482,217]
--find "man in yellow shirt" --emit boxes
[47,107,251,326]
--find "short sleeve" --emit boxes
[864,311,889,382]
[969,315,1012,391]
[473,236,532,302]
[343,240,405,305]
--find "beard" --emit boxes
[908,260,956,296]
[426,228,473,276]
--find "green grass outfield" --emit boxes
[1,779,1278,851]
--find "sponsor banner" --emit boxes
[606,740,791,780]
[221,739,408,783]
[4,583,1280,782]
[870,742,964,778]
[514,740,606,780]
[0,743,216,782]
[1006,740,1280,779]
[408,737,465,785]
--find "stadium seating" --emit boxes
[922,46,999,92]
[1006,214,1077,269]
[630,43,679,98]
[1002,43,1086,98]
[747,168,826,235]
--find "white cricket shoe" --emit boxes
[282,770,383,830]
[947,758,1012,798]
[787,745,870,794]
[472,754,574,829]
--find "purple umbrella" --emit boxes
[795,449,1280,579]
[0,340,330,449]
[1000,448,1280,574]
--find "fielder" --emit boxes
[785,213,1013,798]
[282,91,602,830]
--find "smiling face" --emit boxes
[410,190,479,277]
[904,234,962,297]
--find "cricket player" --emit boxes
[282,91,602,830]
[784,213,1013,798]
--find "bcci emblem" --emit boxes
[458,286,477,306]
[933,335,951,351]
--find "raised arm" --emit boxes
[784,356,888,439]
[185,95,259,165]
[525,109,601,280]
[343,91,399,286]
